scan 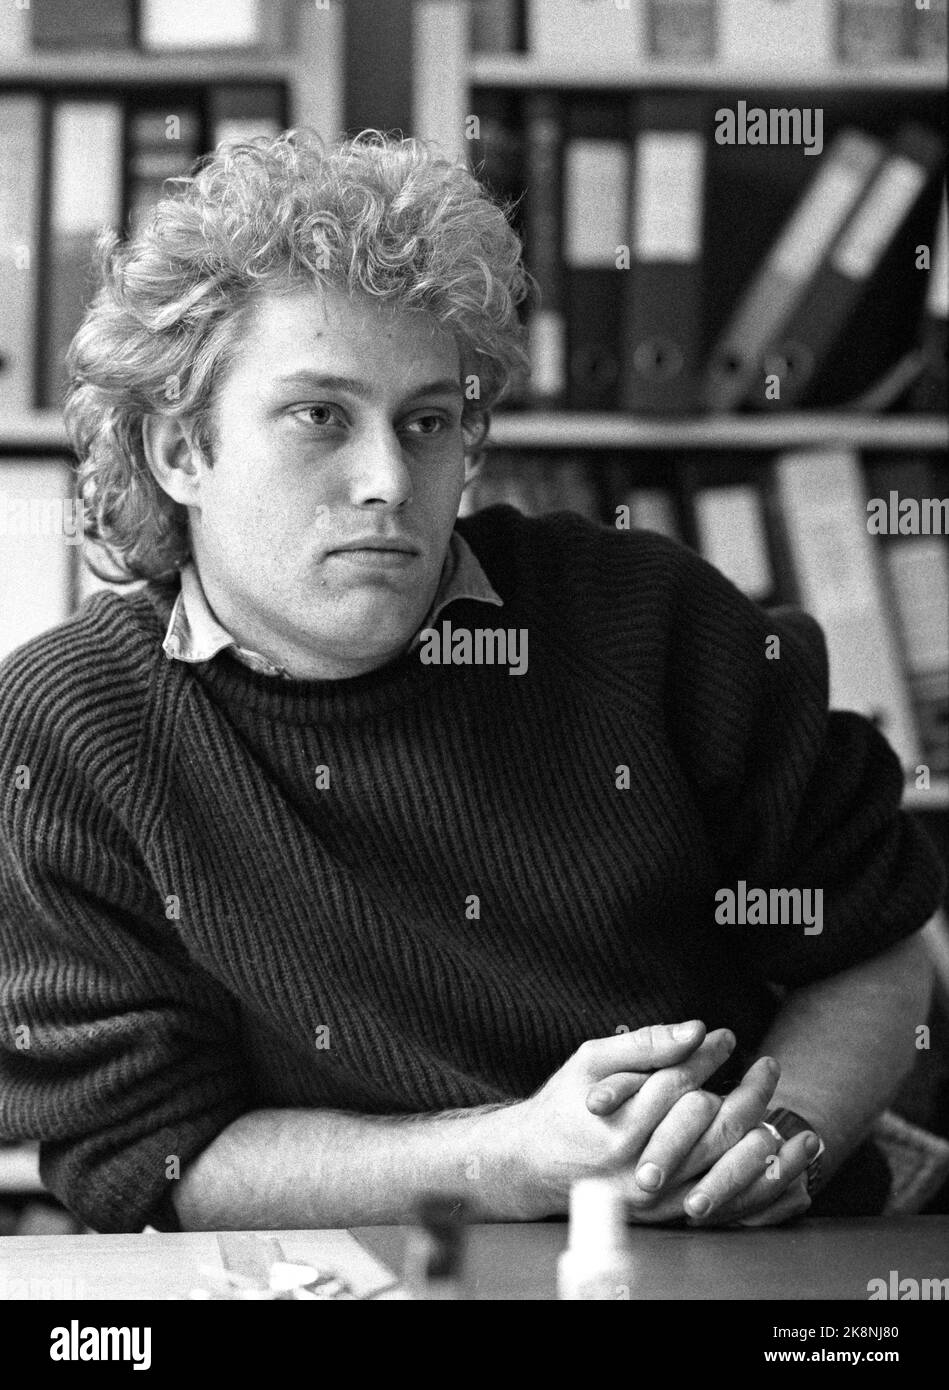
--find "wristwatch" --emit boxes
[761,1107,826,1195]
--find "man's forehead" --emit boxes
[237,284,461,383]
[248,283,444,342]
[269,369,463,402]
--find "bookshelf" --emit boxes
[0,5,342,138]
[489,413,949,451]
[0,0,347,1223]
[5,408,947,454]
[0,54,295,84]
[469,57,949,91]
[456,4,948,849]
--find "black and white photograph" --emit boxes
[0,0,947,1354]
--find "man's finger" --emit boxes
[586,1072,648,1115]
[672,1055,780,1184]
[707,1134,817,1224]
[682,1124,782,1222]
[615,1173,696,1225]
[615,1028,736,1142]
[586,1031,732,1116]
[626,1088,723,1204]
[735,1174,812,1228]
[577,1020,707,1082]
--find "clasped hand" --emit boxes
[519,1020,819,1226]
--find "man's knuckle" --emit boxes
[664,1065,694,1092]
[633,1071,663,1106]
[689,1088,719,1122]
[717,1113,746,1149]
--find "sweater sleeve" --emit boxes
[0,664,250,1233]
[661,537,945,988]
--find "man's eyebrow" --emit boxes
[270,371,463,402]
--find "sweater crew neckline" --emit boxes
[192,625,449,724]
[131,584,461,726]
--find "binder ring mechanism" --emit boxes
[761,341,815,390]
[571,345,620,393]
[633,338,685,382]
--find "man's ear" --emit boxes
[141,415,205,508]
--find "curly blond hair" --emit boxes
[65,128,530,582]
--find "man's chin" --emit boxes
[306,606,424,664]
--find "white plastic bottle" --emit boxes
[557,1178,637,1300]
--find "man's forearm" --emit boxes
[759,930,934,1183]
[171,1102,529,1230]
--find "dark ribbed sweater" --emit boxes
[0,506,943,1232]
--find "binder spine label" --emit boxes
[837,0,906,63]
[914,0,948,61]
[769,160,875,282]
[925,195,948,319]
[632,132,704,263]
[830,158,928,280]
[646,0,716,60]
[529,311,567,398]
[564,140,628,266]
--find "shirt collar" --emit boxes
[161,529,503,678]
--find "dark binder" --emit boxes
[126,103,202,236]
[701,128,884,413]
[562,97,628,411]
[40,100,123,409]
[910,190,948,412]
[748,124,945,411]
[524,91,566,406]
[468,88,524,217]
[866,454,949,777]
[620,93,707,415]
[31,0,135,48]
[207,85,287,149]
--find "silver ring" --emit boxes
[757,1120,784,1148]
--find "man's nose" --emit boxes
[347,423,413,507]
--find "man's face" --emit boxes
[185,284,467,679]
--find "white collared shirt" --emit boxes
[161,530,503,678]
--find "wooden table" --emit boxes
[1,1217,947,1300]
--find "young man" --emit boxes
[0,132,941,1234]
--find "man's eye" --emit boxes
[403,414,448,436]
[294,404,345,429]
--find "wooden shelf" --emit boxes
[3,411,947,456]
[0,412,71,452]
[905,779,949,813]
[0,52,291,85]
[0,1143,42,1195]
[470,56,949,92]
[486,413,949,452]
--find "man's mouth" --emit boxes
[325,536,421,569]
[329,536,420,555]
